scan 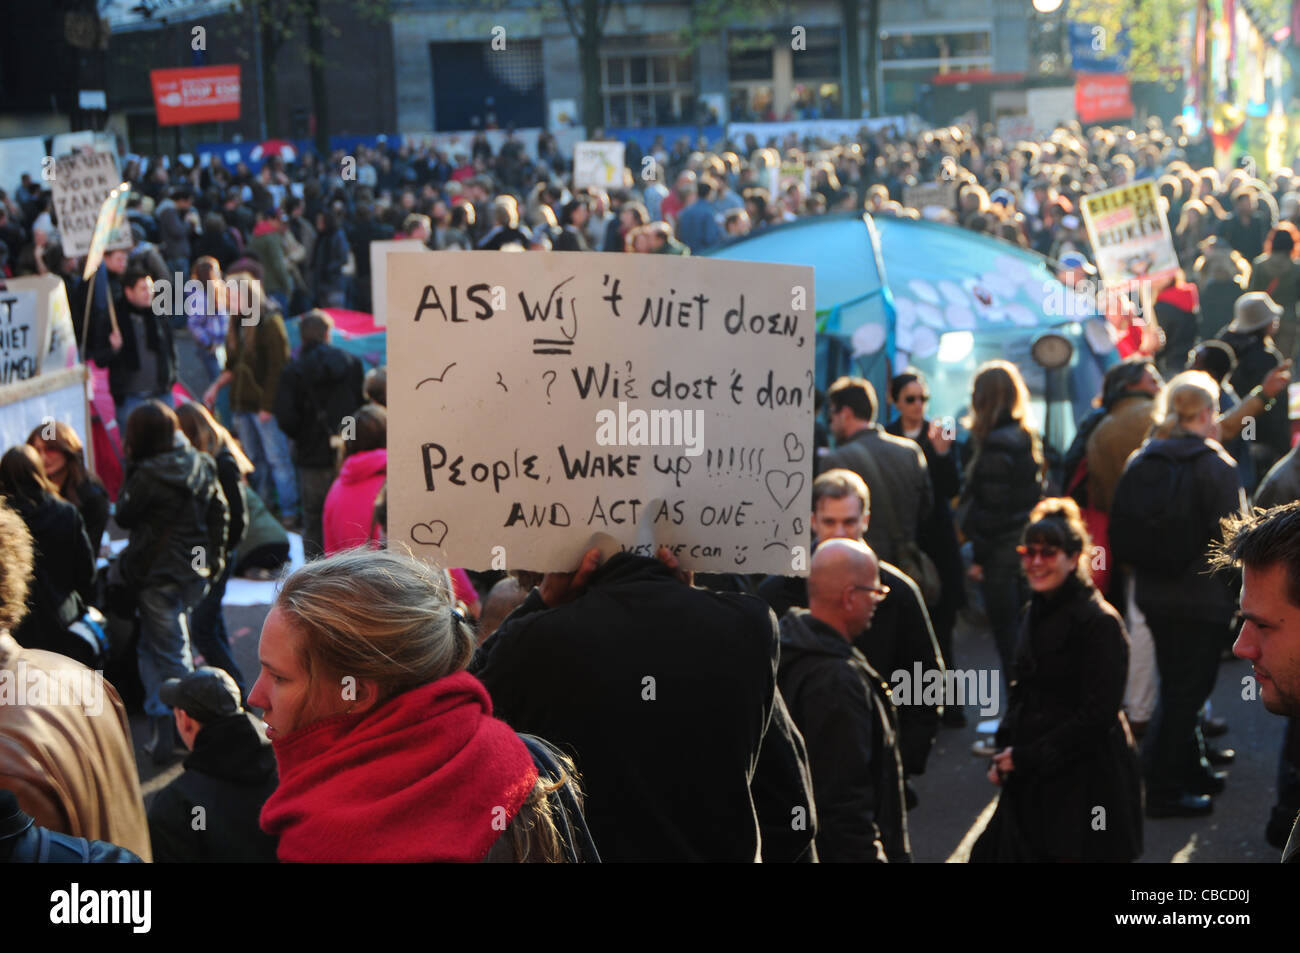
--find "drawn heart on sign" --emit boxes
[783,432,805,463]
[765,470,805,512]
[410,520,449,547]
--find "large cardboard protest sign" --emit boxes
[4,275,78,376]
[387,252,815,574]
[52,150,131,258]
[368,239,430,327]
[0,290,40,386]
[1079,180,1178,285]
[572,141,626,190]
[0,366,90,472]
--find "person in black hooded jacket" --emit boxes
[0,447,97,667]
[778,538,908,863]
[116,400,228,764]
[147,667,278,862]
[274,309,365,557]
[471,547,818,863]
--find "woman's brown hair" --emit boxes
[26,420,99,506]
[0,445,57,505]
[1022,497,1094,583]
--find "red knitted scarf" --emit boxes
[260,671,536,862]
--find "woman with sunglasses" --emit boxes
[976,498,1143,862]
[887,369,966,721]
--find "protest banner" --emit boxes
[0,289,40,386]
[572,141,626,190]
[0,366,90,469]
[81,182,131,280]
[4,275,78,376]
[368,239,430,327]
[51,150,130,259]
[150,65,241,125]
[387,251,815,574]
[1079,180,1178,286]
[995,114,1036,143]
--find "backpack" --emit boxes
[1109,444,1214,576]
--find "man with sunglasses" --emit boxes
[777,537,909,862]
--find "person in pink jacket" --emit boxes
[322,405,387,554]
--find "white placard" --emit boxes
[0,366,89,468]
[572,141,626,190]
[0,290,40,385]
[4,275,78,376]
[387,252,815,574]
[1080,180,1179,286]
[368,240,429,327]
[0,136,50,193]
[51,149,130,258]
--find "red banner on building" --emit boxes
[1075,71,1134,124]
[149,66,241,126]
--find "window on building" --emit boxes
[602,50,694,128]
[879,27,992,115]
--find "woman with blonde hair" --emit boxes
[976,497,1142,861]
[176,400,253,696]
[1110,371,1247,817]
[959,361,1046,712]
[251,548,591,861]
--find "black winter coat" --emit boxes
[9,493,96,662]
[961,420,1044,568]
[757,561,942,776]
[993,573,1142,862]
[72,480,110,556]
[274,340,365,468]
[1118,434,1247,626]
[116,443,229,590]
[1220,329,1290,459]
[88,297,179,404]
[471,553,816,863]
[886,417,966,612]
[147,712,279,862]
[213,448,247,554]
[778,608,909,863]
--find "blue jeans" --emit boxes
[116,391,174,440]
[232,411,299,520]
[137,579,208,718]
[189,563,247,701]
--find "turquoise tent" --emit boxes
[706,212,1120,453]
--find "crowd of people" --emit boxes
[1,115,1300,863]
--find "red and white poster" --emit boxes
[1075,71,1134,124]
[149,65,241,126]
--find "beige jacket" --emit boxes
[0,632,152,860]
[1086,394,1159,514]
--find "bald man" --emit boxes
[777,538,910,862]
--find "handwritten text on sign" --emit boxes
[387,252,815,573]
[52,150,131,259]
[0,292,39,386]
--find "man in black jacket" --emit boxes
[471,547,818,862]
[758,469,944,783]
[87,263,179,436]
[147,667,279,862]
[778,538,909,862]
[273,309,365,556]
